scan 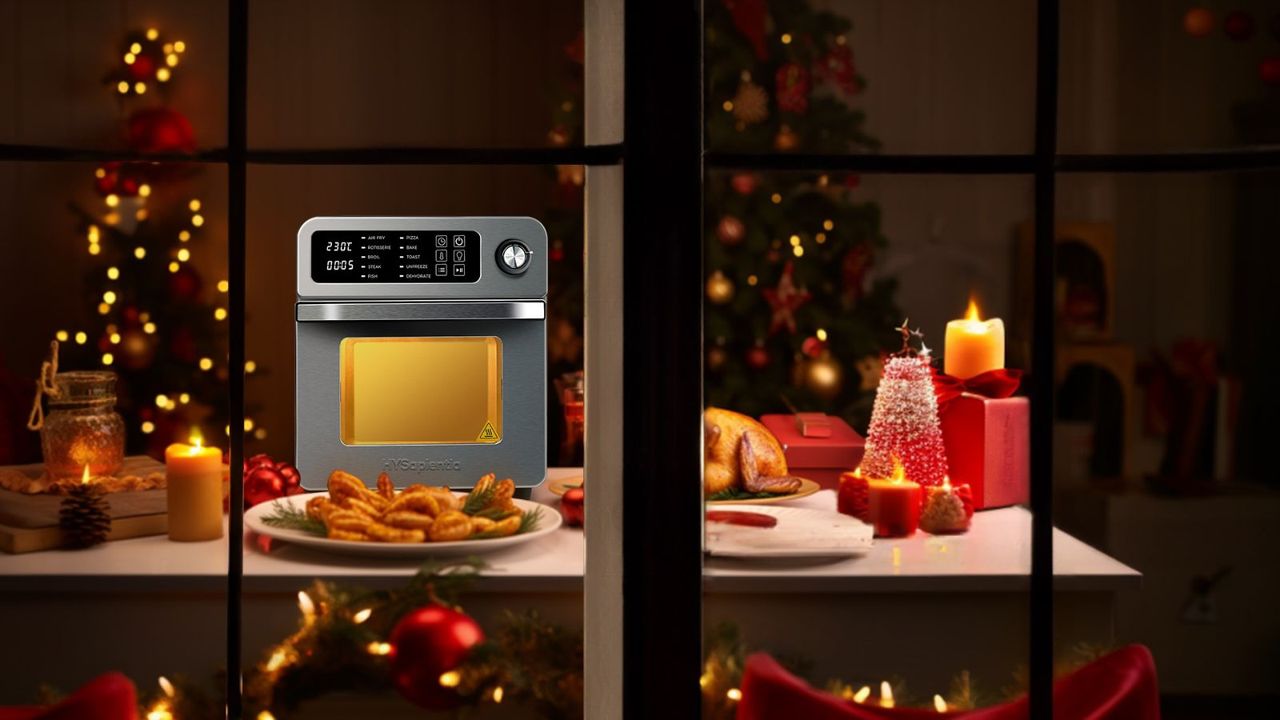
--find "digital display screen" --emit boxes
[311,230,480,283]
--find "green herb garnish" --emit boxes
[706,488,785,501]
[260,500,326,536]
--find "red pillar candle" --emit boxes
[866,460,922,538]
[837,468,870,522]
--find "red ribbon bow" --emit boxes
[932,367,1023,409]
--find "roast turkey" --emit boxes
[704,407,803,496]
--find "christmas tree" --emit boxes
[705,0,901,427]
[859,322,948,487]
[50,26,262,456]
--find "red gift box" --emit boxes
[760,414,865,489]
[940,394,1029,510]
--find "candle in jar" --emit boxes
[944,297,1005,379]
[919,476,972,535]
[865,459,922,538]
[165,436,224,541]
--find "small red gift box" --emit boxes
[939,394,1029,510]
[760,414,865,489]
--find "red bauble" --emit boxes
[1183,7,1214,37]
[775,63,810,114]
[244,466,286,508]
[1261,57,1280,86]
[126,107,196,154]
[244,453,275,473]
[723,0,769,60]
[716,215,746,246]
[389,604,485,711]
[169,265,203,301]
[561,487,585,527]
[127,53,156,81]
[800,336,827,358]
[1223,10,1255,41]
[746,343,771,370]
[815,45,859,95]
[730,172,758,195]
[548,241,566,262]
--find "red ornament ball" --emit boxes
[561,487,584,527]
[1261,57,1280,86]
[389,604,485,711]
[775,62,811,114]
[730,173,758,195]
[801,335,827,358]
[548,240,566,262]
[746,343,771,370]
[716,215,746,246]
[1223,10,1255,41]
[168,265,203,301]
[1183,7,1214,37]
[243,466,286,508]
[126,107,196,154]
[127,53,156,81]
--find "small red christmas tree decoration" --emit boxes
[858,320,949,488]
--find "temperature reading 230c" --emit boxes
[326,241,353,252]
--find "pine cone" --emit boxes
[59,483,111,548]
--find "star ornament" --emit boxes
[762,261,811,335]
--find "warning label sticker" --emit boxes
[476,422,499,442]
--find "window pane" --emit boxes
[1059,1,1280,153]
[248,0,584,148]
[706,0,1035,155]
[703,171,1043,715]
[1053,171,1278,711]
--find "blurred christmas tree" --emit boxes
[705,0,901,428]
[52,26,262,456]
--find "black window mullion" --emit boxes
[1030,1,1060,717]
[226,1,248,718]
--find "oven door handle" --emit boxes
[297,301,545,322]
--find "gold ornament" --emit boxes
[707,346,728,372]
[802,352,844,400]
[774,124,799,151]
[705,270,735,305]
[731,81,769,125]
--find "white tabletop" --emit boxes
[0,471,1138,594]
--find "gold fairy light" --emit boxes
[852,686,871,703]
[352,607,373,624]
[438,670,461,687]
[199,357,213,371]
[74,332,87,345]
[367,642,392,656]
[146,28,159,41]
[726,687,742,702]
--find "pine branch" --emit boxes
[260,501,326,536]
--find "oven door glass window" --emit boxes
[339,337,502,445]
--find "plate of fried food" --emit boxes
[245,470,560,557]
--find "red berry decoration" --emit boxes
[561,487,585,527]
[801,335,827,358]
[126,53,156,81]
[389,604,485,711]
[126,107,196,154]
[1261,57,1280,86]
[716,215,746,246]
[730,172,758,195]
[746,342,771,370]
[1223,10,1255,41]
[1183,7,1214,38]
[775,62,811,114]
[168,264,203,302]
[242,454,303,508]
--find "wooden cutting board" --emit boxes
[0,456,169,554]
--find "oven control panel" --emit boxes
[311,230,480,283]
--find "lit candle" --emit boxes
[165,433,223,541]
[919,475,973,535]
[865,458,922,538]
[944,297,1004,379]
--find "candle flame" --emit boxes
[852,467,862,478]
[158,676,175,698]
[880,681,895,708]
[934,694,948,712]
[965,296,982,322]
[297,590,316,623]
[188,429,204,453]
[81,464,91,485]
[889,456,906,484]
[942,474,952,491]
[852,686,871,703]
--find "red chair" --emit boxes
[0,673,137,720]
[736,645,1159,720]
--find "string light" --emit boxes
[815,232,827,244]
[297,591,316,624]
[124,53,137,65]
[852,686,871,703]
[191,214,204,227]
[102,353,114,366]
[165,53,179,67]
[880,681,895,708]
[266,648,289,671]
[105,194,120,208]
[55,330,69,342]
[352,607,373,624]
[146,28,159,41]
[174,40,186,53]
[134,247,147,259]
[823,219,835,231]
[169,261,180,273]
[438,671,461,687]
[156,67,171,82]
[143,322,157,334]
[98,302,111,315]
[188,199,201,212]
[253,427,268,440]
[770,192,782,204]
[199,357,213,371]
[245,360,257,373]
[107,266,120,280]
[134,82,147,94]
[103,291,117,304]
[117,81,129,94]
[816,328,828,341]
[95,168,107,179]
[74,332,87,345]
[366,642,392,656]
[747,274,758,286]
[177,248,191,262]
[722,100,734,112]
[109,332,122,344]
[138,183,152,197]
[789,234,801,246]
[780,32,793,43]
[491,686,505,703]
[88,243,101,256]
[179,393,190,404]
[130,42,143,55]
[726,688,742,702]
[217,279,230,292]
[179,230,191,242]
[257,712,276,720]
[158,676,175,698]
[934,694,948,712]
[792,245,804,257]
[141,421,155,434]
[88,225,100,243]
[156,394,171,409]
[214,308,228,321]
[244,418,255,431]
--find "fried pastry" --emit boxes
[381,511,435,531]
[376,472,395,500]
[366,522,426,543]
[428,510,473,541]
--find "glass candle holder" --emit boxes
[40,371,125,479]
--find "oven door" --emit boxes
[295,301,546,490]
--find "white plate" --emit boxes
[705,505,873,559]
[245,492,562,558]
